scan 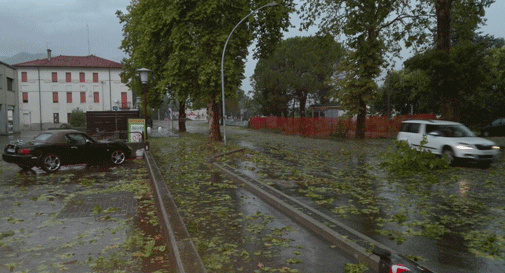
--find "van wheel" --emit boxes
[442,147,456,166]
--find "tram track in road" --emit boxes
[211,149,435,273]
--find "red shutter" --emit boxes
[22,92,28,103]
[53,92,58,103]
[121,92,128,108]
[52,72,58,82]
[94,92,99,103]
[80,72,85,82]
[80,92,86,103]
[22,72,27,82]
[67,92,72,103]
[93,73,99,83]
[66,72,71,82]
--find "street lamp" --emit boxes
[221,1,278,145]
[137,68,151,150]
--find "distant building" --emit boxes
[309,103,345,118]
[0,60,19,135]
[14,49,132,130]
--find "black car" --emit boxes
[2,129,132,173]
[481,118,505,137]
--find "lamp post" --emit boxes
[221,1,278,145]
[137,68,151,150]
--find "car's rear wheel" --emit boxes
[442,147,456,166]
[110,150,126,165]
[40,154,61,173]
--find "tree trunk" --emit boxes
[178,100,186,133]
[298,91,308,118]
[208,96,222,142]
[356,98,366,139]
[435,0,459,121]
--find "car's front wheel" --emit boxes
[40,154,61,173]
[110,150,126,165]
[442,147,456,166]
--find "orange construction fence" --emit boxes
[249,114,436,138]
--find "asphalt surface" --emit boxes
[0,130,148,272]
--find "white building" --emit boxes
[0,60,19,135]
[14,50,132,130]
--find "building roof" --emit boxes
[13,55,123,69]
[308,103,341,110]
[0,60,17,70]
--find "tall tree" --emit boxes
[300,0,429,138]
[118,0,294,141]
[251,35,344,117]
[406,0,495,121]
[374,69,433,116]
[425,0,495,121]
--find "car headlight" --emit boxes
[492,145,500,150]
[456,144,473,150]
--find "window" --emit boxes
[400,122,420,133]
[426,125,439,134]
[67,92,72,103]
[53,113,59,124]
[80,91,86,103]
[22,72,28,82]
[7,77,13,91]
[93,73,99,83]
[93,92,99,103]
[52,72,58,82]
[53,92,58,103]
[22,92,28,103]
[80,72,85,82]
[66,72,71,82]
[67,113,72,123]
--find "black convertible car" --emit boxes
[2,130,132,173]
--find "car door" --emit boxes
[80,134,111,164]
[64,133,93,165]
[407,123,423,150]
[425,125,444,155]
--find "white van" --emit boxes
[396,120,500,165]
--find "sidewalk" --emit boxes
[0,131,161,272]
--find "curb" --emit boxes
[144,151,207,273]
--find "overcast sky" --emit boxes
[1,0,504,93]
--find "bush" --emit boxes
[330,120,350,139]
[70,109,86,127]
[380,139,449,175]
[59,123,71,129]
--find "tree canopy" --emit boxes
[117,0,294,140]
[299,0,429,138]
[251,35,344,117]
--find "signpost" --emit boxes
[128,118,145,143]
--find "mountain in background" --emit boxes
[0,52,47,65]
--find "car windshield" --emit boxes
[33,133,53,142]
[438,125,476,137]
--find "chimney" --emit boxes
[47,49,52,61]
